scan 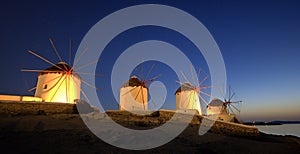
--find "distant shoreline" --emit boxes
[244,121,300,126]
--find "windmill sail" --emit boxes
[120,76,148,111]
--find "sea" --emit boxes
[256,124,300,138]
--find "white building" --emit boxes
[120,76,148,111]
[34,62,81,103]
[175,82,203,115]
[206,98,225,115]
[207,99,241,123]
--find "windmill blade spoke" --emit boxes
[175,80,194,89]
[27,50,64,71]
[69,39,72,66]
[72,47,89,69]
[180,71,191,84]
[145,64,155,80]
[230,104,241,113]
[49,38,63,62]
[219,83,226,101]
[80,88,90,104]
[175,80,183,85]
[133,65,143,82]
[141,86,145,110]
[49,74,65,88]
[190,65,198,88]
[74,59,99,71]
[134,59,145,82]
[134,86,142,101]
[65,75,68,103]
[228,105,235,114]
[133,65,139,77]
[79,85,90,103]
[229,92,235,101]
[49,38,69,71]
[200,85,214,90]
[81,79,98,90]
[27,75,62,92]
[231,100,242,103]
[27,87,37,92]
[199,91,213,98]
[43,75,62,84]
[146,74,161,83]
[21,69,44,72]
[73,78,90,103]
[219,88,226,101]
[141,59,145,81]
[75,72,104,77]
[203,86,214,89]
[197,68,201,80]
[50,75,66,102]
[199,94,209,105]
[21,69,61,73]
[199,75,208,86]
[122,86,138,96]
[228,86,231,101]
[191,91,198,109]
[137,65,143,82]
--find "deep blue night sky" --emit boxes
[0,0,299,121]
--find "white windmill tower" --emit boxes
[119,63,160,111]
[175,82,202,114]
[175,69,212,115]
[120,76,148,111]
[34,61,81,103]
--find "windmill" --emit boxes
[119,63,160,111]
[207,86,242,123]
[21,38,99,104]
[175,68,212,115]
[222,86,242,115]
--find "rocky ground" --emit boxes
[0,112,299,153]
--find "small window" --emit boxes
[44,84,47,89]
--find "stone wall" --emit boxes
[204,118,259,136]
[0,101,77,115]
[0,95,42,102]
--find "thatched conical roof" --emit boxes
[175,82,195,94]
[38,62,80,79]
[208,99,224,107]
[121,76,147,88]
[43,62,72,72]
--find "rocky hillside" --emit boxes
[0,101,299,153]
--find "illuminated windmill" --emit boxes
[119,63,160,111]
[175,68,212,115]
[22,38,98,104]
[207,86,242,123]
[33,61,81,103]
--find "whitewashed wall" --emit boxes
[120,86,148,111]
[35,73,81,103]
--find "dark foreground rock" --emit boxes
[0,113,299,153]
